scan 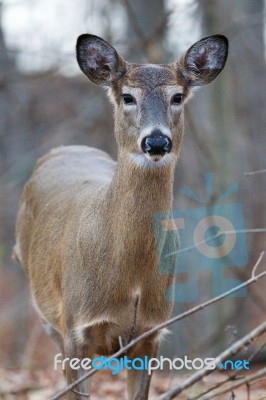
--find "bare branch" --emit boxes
[249,377,266,386]
[118,336,123,349]
[199,367,266,400]
[166,229,266,258]
[252,251,265,278]
[158,322,266,400]
[188,340,266,400]
[50,252,266,400]
[245,169,266,176]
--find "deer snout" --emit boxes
[141,130,172,156]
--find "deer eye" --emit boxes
[122,94,135,105]
[171,93,184,105]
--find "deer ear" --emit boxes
[76,34,126,86]
[181,35,228,86]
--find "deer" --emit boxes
[14,33,228,399]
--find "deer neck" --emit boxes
[107,152,175,230]
[103,151,176,274]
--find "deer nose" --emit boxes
[141,130,172,156]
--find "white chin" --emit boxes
[129,152,176,169]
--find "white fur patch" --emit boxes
[74,315,110,343]
[129,152,176,170]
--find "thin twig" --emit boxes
[158,323,266,400]
[189,340,266,400]
[246,381,251,400]
[252,251,265,278]
[118,336,123,349]
[245,169,266,176]
[50,253,265,400]
[166,229,266,258]
[198,367,266,400]
[249,377,266,386]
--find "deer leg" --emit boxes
[44,322,64,354]
[126,334,159,400]
[63,332,91,400]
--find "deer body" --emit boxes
[15,34,228,399]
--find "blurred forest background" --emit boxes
[0,0,266,398]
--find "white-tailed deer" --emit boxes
[14,34,228,399]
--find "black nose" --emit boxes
[141,130,172,156]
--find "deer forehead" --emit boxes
[120,66,185,102]
[124,64,184,91]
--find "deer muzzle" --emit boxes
[141,130,172,156]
